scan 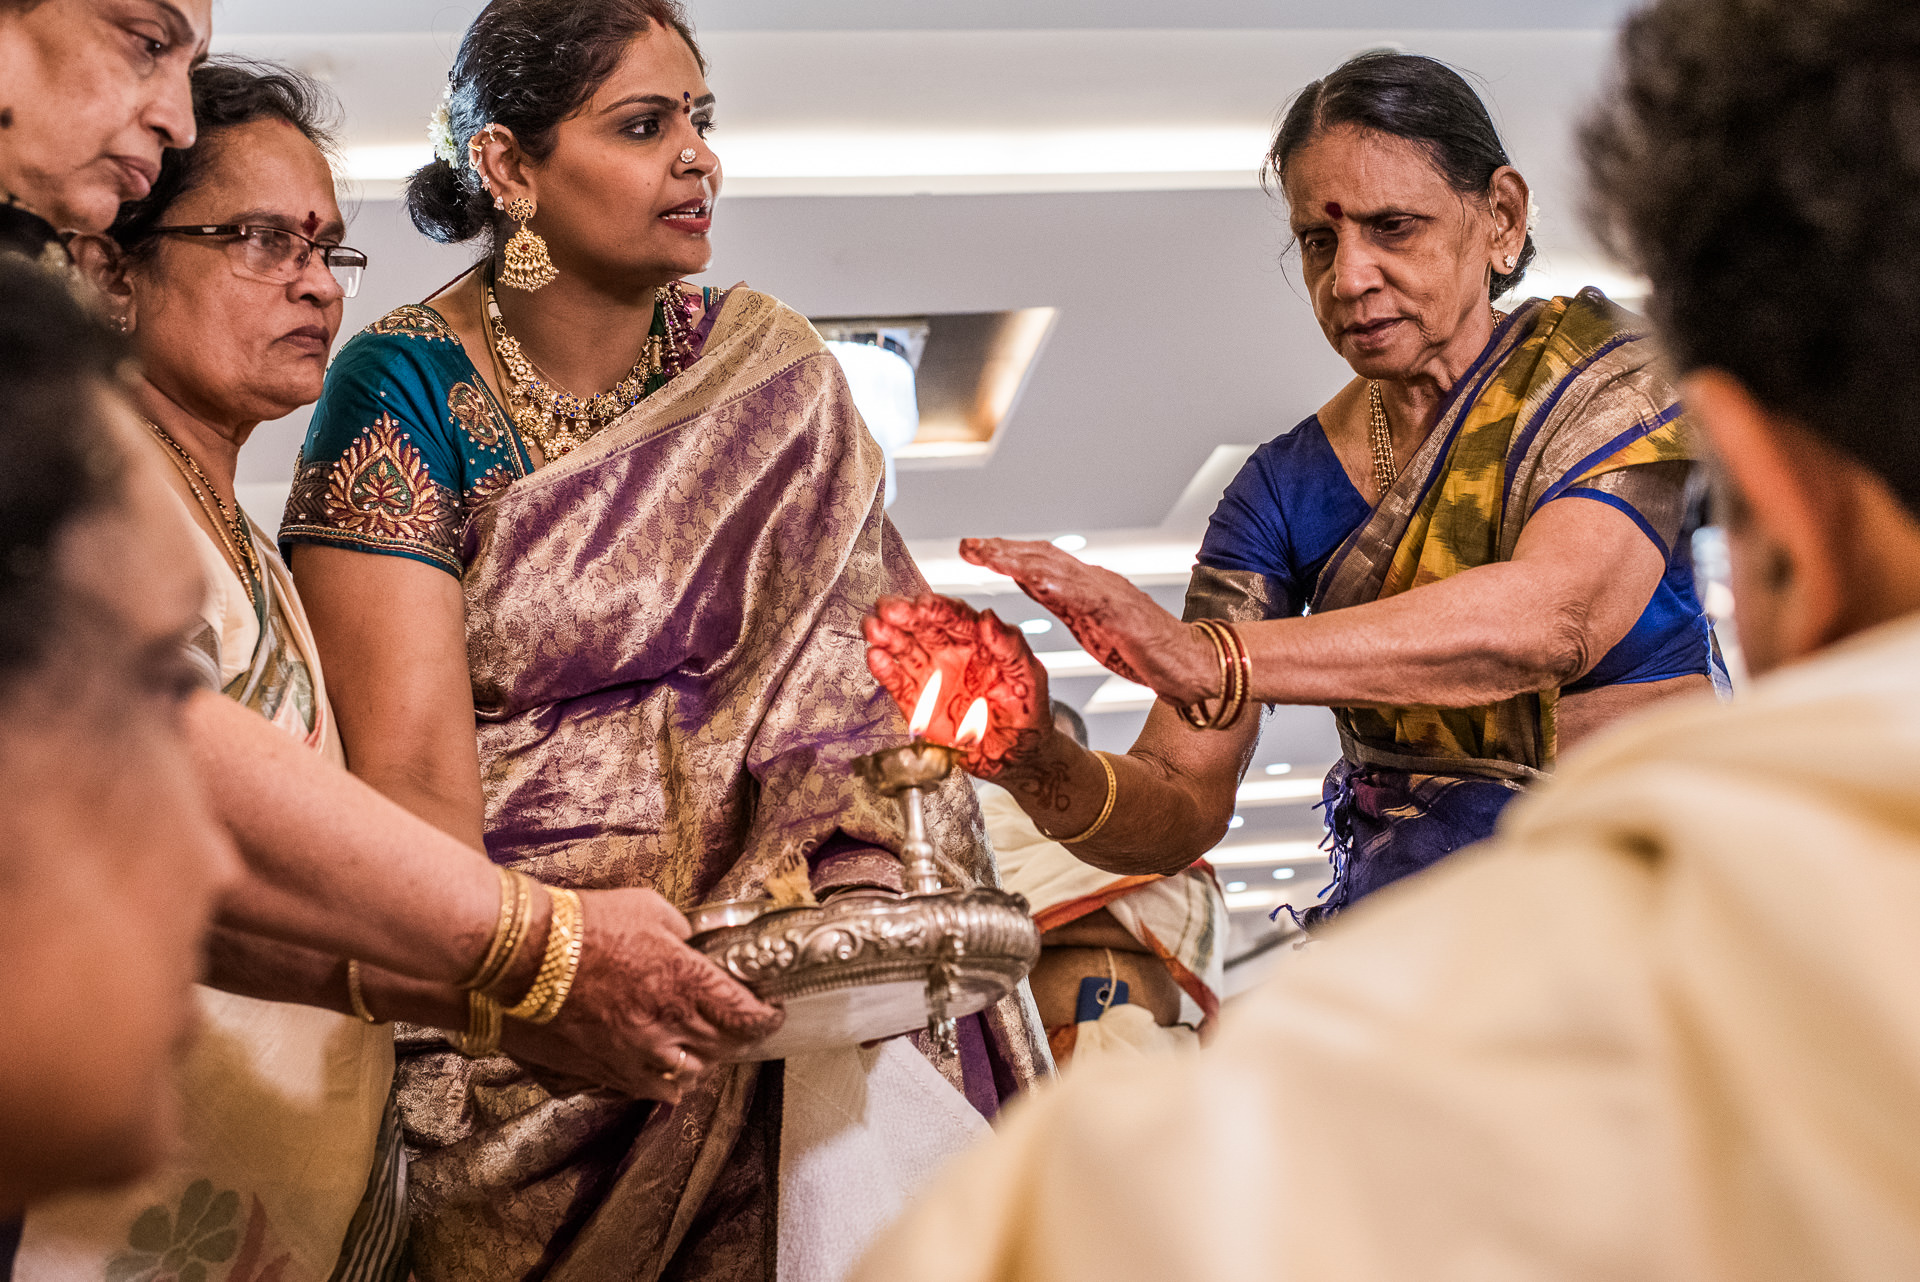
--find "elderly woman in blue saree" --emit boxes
[282,3,1046,1280]
[864,52,1718,930]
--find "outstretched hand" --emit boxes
[958,538,1215,704]
[863,593,1052,779]
[507,887,783,1103]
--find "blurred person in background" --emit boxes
[856,0,1920,1277]
[868,52,1718,931]
[985,701,1227,1067]
[0,259,235,1278]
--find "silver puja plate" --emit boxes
[689,886,1040,1061]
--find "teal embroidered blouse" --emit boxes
[283,288,713,576]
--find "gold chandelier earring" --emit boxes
[500,196,557,292]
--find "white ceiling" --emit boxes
[213,0,1637,35]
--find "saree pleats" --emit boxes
[399,288,1047,1282]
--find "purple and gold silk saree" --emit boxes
[393,287,1048,1281]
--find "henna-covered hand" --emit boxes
[958,538,1217,704]
[864,592,1052,779]
[505,887,783,1103]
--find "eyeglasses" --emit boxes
[147,223,369,298]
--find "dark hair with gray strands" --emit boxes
[1581,0,1920,518]
[407,0,704,246]
[0,259,128,700]
[1266,51,1536,300]
[107,57,340,256]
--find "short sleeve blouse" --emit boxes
[280,305,529,576]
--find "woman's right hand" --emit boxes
[506,887,783,1103]
[864,592,1054,779]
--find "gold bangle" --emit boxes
[473,871,533,994]
[346,959,380,1024]
[1183,620,1253,731]
[1212,620,1253,730]
[452,991,502,1058]
[1178,621,1231,730]
[460,866,524,991]
[1054,750,1118,845]
[499,887,585,1025]
[533,889,585,1025]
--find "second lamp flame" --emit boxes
[955,697,990,748]
[908,669,942,739]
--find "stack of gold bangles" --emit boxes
[448,865,587,1057]
[1179,618,1253,731]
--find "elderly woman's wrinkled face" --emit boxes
[519,22,718,290]
[1286,124,1501,384]
[0,0,208,233]
[127,116,345,427]
[0,396,235,1210]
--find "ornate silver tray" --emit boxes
[690,886,1040,1061]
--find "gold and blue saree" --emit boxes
[1187,290,1705,925]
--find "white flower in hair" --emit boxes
[1526,192,1540,237]
[428,86,461,168]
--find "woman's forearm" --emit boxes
[997,714,1249,877]
[1242,560,1588,709]
[203,925,467,1030]
[1238,497,1669,709]
[189,690,502,987]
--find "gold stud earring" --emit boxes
[500,196,557,292]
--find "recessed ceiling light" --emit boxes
[1263,763,1293,775]
[1273,868,1296,881]
[1051,534,1088,552]
[1226,881,1248,893]
[1228,815,1244,829]
[1019,618,1053,636]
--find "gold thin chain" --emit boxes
[145,420,260,605]
[1367,308,1507,502]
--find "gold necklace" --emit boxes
[146,420,261,605]
[1368,307,1508,500]
[1366,381,1396,499]
[482,280,692,463]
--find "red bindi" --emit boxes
[301,212,320,236]
[1324,201,1344,220]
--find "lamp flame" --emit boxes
[954,697,990,748]
[908,669,942,739]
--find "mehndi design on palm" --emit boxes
[863,593,1050,778]
[957,537,1215,704]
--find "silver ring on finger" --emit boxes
[661,1046,688,1083]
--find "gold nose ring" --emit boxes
[679,148,697,164]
